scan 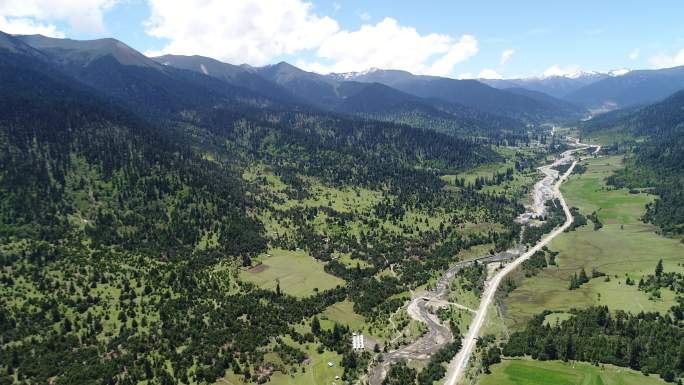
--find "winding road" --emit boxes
[368,140,598,385]
[444,142,599,385]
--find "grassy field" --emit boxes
[246,164,469,243]
[335,253,372,269]
[321,300,366,331]
[543,312,573,326]
[262,348,343,385]
[503,155,684,329]
[479,359,667,385]
[448,275,483,310]
[584,126,639,146]
[240,249,344,297]
[442,160,514,185]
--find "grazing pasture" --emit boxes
[479,359,667,385]
[504,156,684,329]
[241,249,344,297]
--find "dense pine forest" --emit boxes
[502,306,684,382]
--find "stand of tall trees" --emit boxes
[503,307,684,382]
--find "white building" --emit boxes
[351,333,365,351]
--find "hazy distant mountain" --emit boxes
[15,34,272,115]
[566,66,684,110]
[8,34,524,138]
[331,82,525,138]
[0,31,49,59]
[154,54,299,102]
[333,68,583,123]
[481,71,617,99]
[255,62,340,107]
[329,68,416,85]
[582,87,684,138]
[503,87,585,118]
[6,32,626,135]
[332,82,428,113]
[16,34,162,69]
[234,62,525,136]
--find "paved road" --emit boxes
[368,252,520,385]
[443,143,598,385]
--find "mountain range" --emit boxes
[480,69,631,98]
[3,31,684,132]
[483,67,684,111]
[156,55,578,130]
[564,66,684,110]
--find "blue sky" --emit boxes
[2,0,684,78]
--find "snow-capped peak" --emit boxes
[334,67,380,80]
[608,68,630,76]
[566,70,601,79]
[534,65,630,80]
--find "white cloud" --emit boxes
[145,3,477,76]
[358,11,371,21]
[145,0,340,66]
[305,17,477,75]
[500,48,515,65]
[0,16,64,37]
[629,48,640,60]
[478,68,502,79]
[427,34,478,76]
[649,48,684,69]
[0,0,117,35]
[456,72,473,79]
[332,1,341,11]
[541,64,581,78]
[294,59,332,74]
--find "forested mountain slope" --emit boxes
[482,73,609,98]
[504,87,585,118]
[154,54,303,103]
[0,34,266,257]
[567,65,684,110]
[0,31,527,385]
[335,69,585,123]
[156,55,527,140]
[331,82,526,141]
[15,34,279,116]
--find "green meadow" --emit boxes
[504,155,684,329]
[321,300,366,332]
[240,248,344,297]
[479,359,667,385]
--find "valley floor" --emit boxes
[479,359,667,385]
[474,153,681,385]
[211,145,681,385]
[503,155,683,329]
